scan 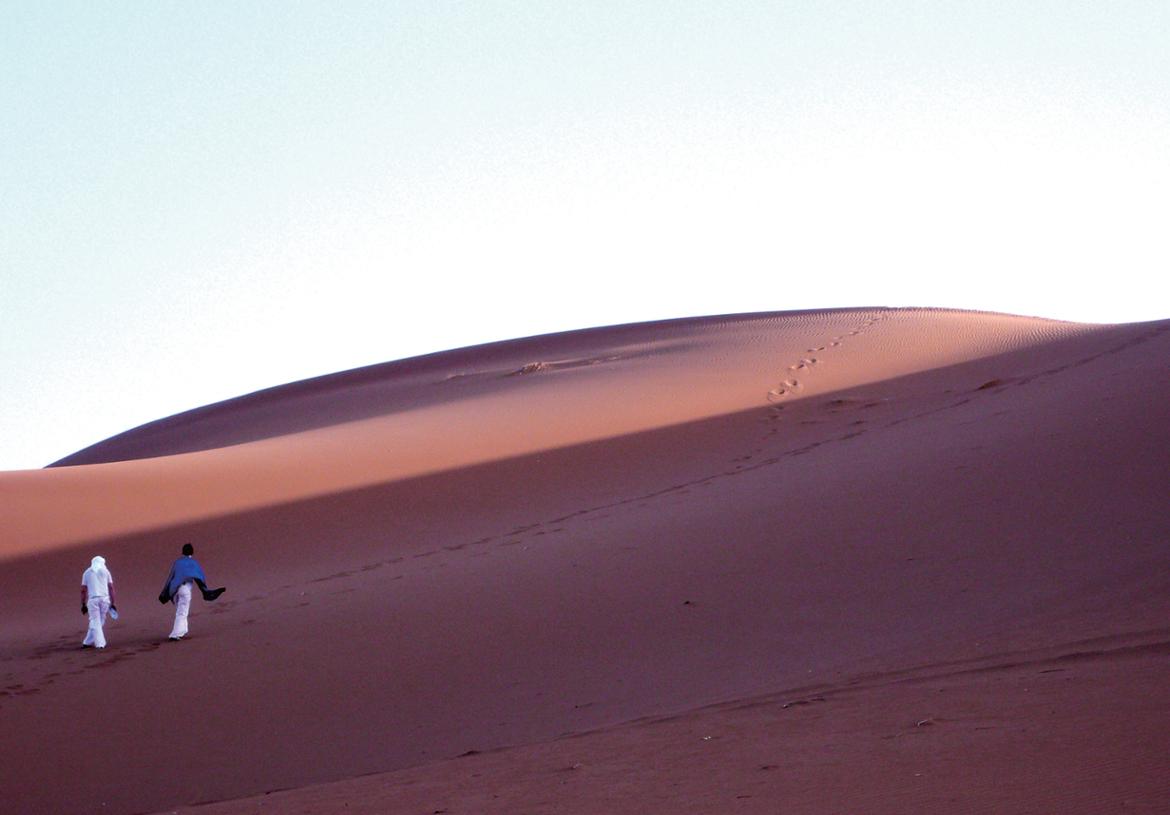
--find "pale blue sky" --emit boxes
[3,1,1168,471]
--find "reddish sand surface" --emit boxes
[1,308,1167,814]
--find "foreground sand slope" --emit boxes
[1,309,1167,815]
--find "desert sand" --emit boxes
[1,308,1167,814]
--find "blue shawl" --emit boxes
[158,556,226,604]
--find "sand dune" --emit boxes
[1,308,1167,814]
[1,309,1086,559]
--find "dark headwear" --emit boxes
[182,543,194,556]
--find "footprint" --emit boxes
[769,380,801,402]
[822,398,877,412]
[310,570,354,584]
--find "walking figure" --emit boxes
[159,543,226,641]
[81,556,117,649]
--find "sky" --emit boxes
[2,1,1168,472]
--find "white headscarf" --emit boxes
[91,556,106,574]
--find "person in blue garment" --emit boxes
[159,542,226,641]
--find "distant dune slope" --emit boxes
[5,309,1090,558]
[51,308,1081,468]
[1,309,1167,815]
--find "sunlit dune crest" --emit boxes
[5,308,1091,557]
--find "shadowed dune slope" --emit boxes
[1,309,1167,815]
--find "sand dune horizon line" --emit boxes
[4,306,1163,563]
[48,306,1104,468]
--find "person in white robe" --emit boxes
[81,556,117,649]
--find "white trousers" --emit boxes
[169,582,192,639]
[83,597,110,648]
